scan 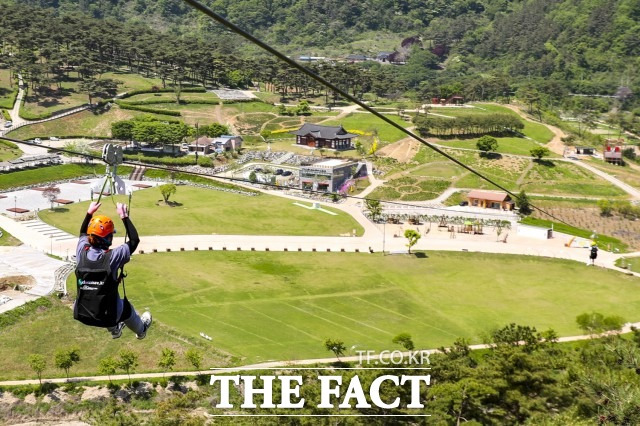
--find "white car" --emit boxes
[50,137,59,141]
[4,121,12,128]
[33,138,42,144]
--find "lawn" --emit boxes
[0,298,230,381]
[0,164,107,191]
[0,227,21,246]
[520,161,628,198]
[21,77,88,119]
[0,68,18,109]
[39,185,364,237]
[436,137,548,156]
[0,140,21,162]
[322,112,412,143]
[617,256,640,272]
[443,190,468,206]
[62,250,640,365]
[7,107,178,140]
[439,103,555,143]
[2,250,639,379]
[101,71,164,93]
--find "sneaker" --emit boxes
[137,311,152,340]
[110,322,125,339]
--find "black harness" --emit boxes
[73,246,120,328]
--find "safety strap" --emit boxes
[117,192,133,300]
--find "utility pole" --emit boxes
[195,122,199,164]
[382,219,386,255]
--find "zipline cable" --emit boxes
[179,0,565,223]
[0,137,575,224]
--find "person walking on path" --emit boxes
[588,242,598,266]
[73,201,152,339]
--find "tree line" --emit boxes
[414,113,525,137]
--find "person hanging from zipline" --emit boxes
[73,200,152,339]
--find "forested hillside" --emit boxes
[5,0,638,118]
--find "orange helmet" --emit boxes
[87,215,115,238]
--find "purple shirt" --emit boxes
[76,235,131,282]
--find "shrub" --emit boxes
[114,100,181,116]
[597,199,613,216]
[2,109,10,120]
[197,156,214,167]
[622,147,636,160]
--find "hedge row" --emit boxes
[115,100,181,116]
[2,109,10,120]
[124,98,264,106]
[119,86,206,99]
[220,98,265,104]
[124,153,196,166]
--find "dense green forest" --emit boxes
[7,0,640,126]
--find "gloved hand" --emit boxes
[87,202,101,215]
[116,203,128,219]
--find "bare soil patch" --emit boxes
[0,276,35,288]
[378,137,420,163]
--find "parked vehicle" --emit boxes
[33,138,42,144]
[50,137,60,141]
[282,171,293,176]
[4,121,12,128]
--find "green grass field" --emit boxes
[0,227,21,246]
[323,112,411,143]
[0,68,18,109]
[63,250,640,366]
[0,298,230,380]
[407,161,466,179]
[0,164,106,191]
[0,140,21,162]
[436,137,549,156]
[2,250,638,379]
[8,107,178,140]
[21,78,88,118]
[39,186,363,237]
[520,161,627,198]
[101,71,164,92]
[617,257,640,272]
[437,104,555,143]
